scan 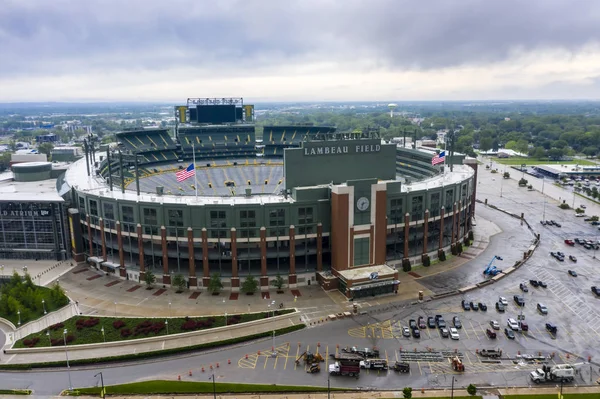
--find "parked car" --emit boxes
[411,328,421,338]
[499,296,508,306]
[507,318,519,330]
[569,255,577,262]
[478,302,488,311]
[519,283,529,292]
[449,327,460,340]
[538,281,547,288]
[564,239,575,246]
[489,320,500,330]
[504,328,515,339]
[519,321,529,331]
[427,317,436,328]
[568,270,578,277]
[537,303,548,314]
[513,295,525,307]
[529,279,539,287]
[495,302,505,312]
[581,204,587,209]
[486,328,497,339]
[439,327,449,338]
[418,316,426,329]
[546,322,557,334]
[461,299,470,311]
[470,301,479,311]
[409,319,417,330]
[453,316,462,329]
[555,222,562,228]
[402,327,411,337]
[495,255,504,260]
[592,286,600,296]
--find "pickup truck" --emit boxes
[479,348,502,358]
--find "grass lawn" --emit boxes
[14,309,293,348]
[0,389,31,395]
[491,157,597,166]
[68,380,342,396]
[504,394,600,399]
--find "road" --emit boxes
[3,166,600,397]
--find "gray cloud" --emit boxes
[1,0,600,79]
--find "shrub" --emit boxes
[467,384,477,396]
[559,203,570,209]
[120,328,132,337]
[23,337,40,348]
[438,249,446,261]
[112,320,125,329]
[49,322,64,331]
[422,254,430,267]
[181,320,198,331]
[402,259,411,272]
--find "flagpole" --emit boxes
[192,143,198,199]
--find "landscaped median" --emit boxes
[65,380,343,396]
[0,324,305,370]
[13,309,294,348]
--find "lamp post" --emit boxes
[224,312,227,326]
[42,299,47,315]
[46,330,51,345]
[268,300,276,357]
[114,301,117,316]
[17,310,21,326]
[165,319,169,335]
[210,373,217,399]
[94,372,105,399]
[101,326,106,342]
[559,378,564,399]
[63,329,73,391]
[327,374,331,399]
[451,376,456,399]
[168,302,172,317]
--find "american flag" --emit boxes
[431,151,445,166]
[176,163,195,182]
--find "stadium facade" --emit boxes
[59,99,477,299]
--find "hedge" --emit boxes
[14,309,295,348]
[0,324,305,370]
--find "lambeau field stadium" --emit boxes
[60,97,477,299]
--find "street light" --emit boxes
[209,373,217,399]
[327,374,331,399]
[42,299,47,315]
[94,372,105,399]
[101,326,106,343]
[63,329,73,391]
[46,330,51,345]
[451,376,456,399]
[168,302,172,317]
[17,309,21,326]
[165,319,169,335]
[268,300,276,357]
[114,301,117,316]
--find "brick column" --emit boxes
[230,228,239,290]
[86,215,93,256]
[260,227,268,291]
[116,221,125,274]
[423,210,429,255]
[137,223,144,279]
[161,226,170,285]
[288,225,297,286]
[316,223,323,271]
[438,208,445,250]
[202,228,209,289]
[403,213,410,259]
[188,227,197,288]
[451,203,457,245]
[100,218,107,262]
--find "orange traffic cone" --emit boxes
[178,375,181,381]
[228,359,231,364]
[189,370,192,376]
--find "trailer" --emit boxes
[479,348,502,358]
[341,346,379,358]
[329,361,360,377]
[359,359,388,370]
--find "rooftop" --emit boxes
[0,172,63,203]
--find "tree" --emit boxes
[402,387,412,399]
[172,274,187,293]
[38,142,54,159]
[575,208,585,214]
[144,270,156,289]
[467,384,477,396]
[241,275,258,295]
[271,273,285,292]
[518,178,528,186]
[207,273,223,295]
[503,172,510,179]
[533,147,546,159]
[479,137,493,152]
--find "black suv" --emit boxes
[469,301,479,311]
[427,316,436,328]
[546,322,558,334]
[461,299,470,311]
[513,295,525,307]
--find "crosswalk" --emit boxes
[532,266,600,333]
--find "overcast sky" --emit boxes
[2,0,600,102]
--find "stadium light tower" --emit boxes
[388,103,397,118]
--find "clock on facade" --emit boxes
[356,196,370,211]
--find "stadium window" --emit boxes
[411,196,424,222]
[143,208,158,235]
[167,209,185,236]
[103,203,115,229]
[298,207,313,225]
[121,205,135,232]
[429,192,440,217]
[78,197,86,214]
[389,198,403,224]
[444,189,454,212]
[89,199,98,217]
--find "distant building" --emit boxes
[51,146,83,162]
[36,133,59,143]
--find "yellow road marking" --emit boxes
[263,355,268,369]
[325,345,329,368]
[294,345,300,370]
[462,325,470,340]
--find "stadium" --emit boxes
[62,98,477,299]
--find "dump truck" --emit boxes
[479,348,502,358]
[392,361,410,373]
[329,361,360,377]
[359,359,388,370]
[530,364,580,383]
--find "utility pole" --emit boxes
[94,372,105,399]
[451,376,455,399]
